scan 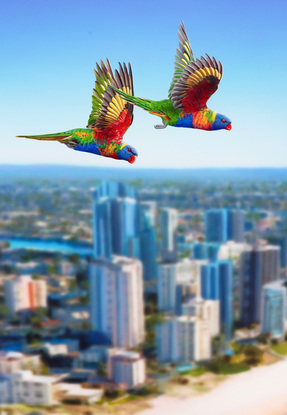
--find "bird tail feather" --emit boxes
[110,86,153,113]
[17,131,73,142]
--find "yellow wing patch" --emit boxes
[185,67,221,89]
[105,89,132,123]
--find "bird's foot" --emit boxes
[154,123,167,129]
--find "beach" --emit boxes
[139,359,287,415]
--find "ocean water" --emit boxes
[2,165,287,183]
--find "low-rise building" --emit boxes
[58,383,103,404]
[11,370,60,405]
[43,339,79,356]
[0,376,14,404]
[15,261,47,276]
[218,241,251,263]
[5,275,47,315]
[0,352,41,376]
[79,345,115,366]
[108,350,146,389]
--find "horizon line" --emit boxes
[2,164,287,170]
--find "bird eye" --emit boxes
[128,148,132,152]
[222,119,226,123]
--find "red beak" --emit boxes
[225,123,232,131]
[128,155,136,164]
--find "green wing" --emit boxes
[168,22,195,99]
[87,59,115,128]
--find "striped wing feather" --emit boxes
[87,59,115,128]
[171,54,223,112]
[168,22,195,98]
[96,62,134,131]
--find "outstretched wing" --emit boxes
[87,59,115,128]
[170,55,223,112]
[90,63,134,146]
[168,22,195,99]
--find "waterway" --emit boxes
[0,237,93,257]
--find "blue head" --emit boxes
[117,143,138,164]
[212,113,232,131]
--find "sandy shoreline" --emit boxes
[139,359,287,415]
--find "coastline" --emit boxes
[138,359,287,415]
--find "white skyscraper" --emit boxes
[156,316,211,363]
[89,256,145,348]
[160,208,178,262]
[157,259,207,314]
[181,297,220,337]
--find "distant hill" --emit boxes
[2,164,287,183]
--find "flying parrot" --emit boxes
[17,60,138,164]
[112,22,231,132]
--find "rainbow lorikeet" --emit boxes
[113,22,231,132]
[17,60,138,164]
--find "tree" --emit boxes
[212,334,225,356]
[39,361,50,375]
[243,345,263,366]
[32,273,41,280]
[0,303,8,318]
[192,214,202,232]
[97,363,107,377]
[257,333,270,344]
[68,278,78,291]
[68,253,80,264]
[30,315,42,328]
[47,263,57,275]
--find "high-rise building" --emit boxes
[261,280,287,339]
[205,209,245,243]
[107,350,146,389]
[139,202,157,282]
[92,181,139,259]
[156,316,211,363]
[227,209,245,242]
[239,245,280,326]
[205,209,228,243]
[89,256,145,348]
[181,297,220,337]
[266,234,287,268]
[4,276,47,315]
[201,260,233,339]
[160,208,178,262]
[201,263,220,299]
[157,262,177,313]
[157,259,203,314]
[139,201,156,229]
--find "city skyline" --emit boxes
[2,174,287,409]
[1,0,287,168]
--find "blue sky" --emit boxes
[1,0,286,168]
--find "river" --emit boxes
[0,237,93,257]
